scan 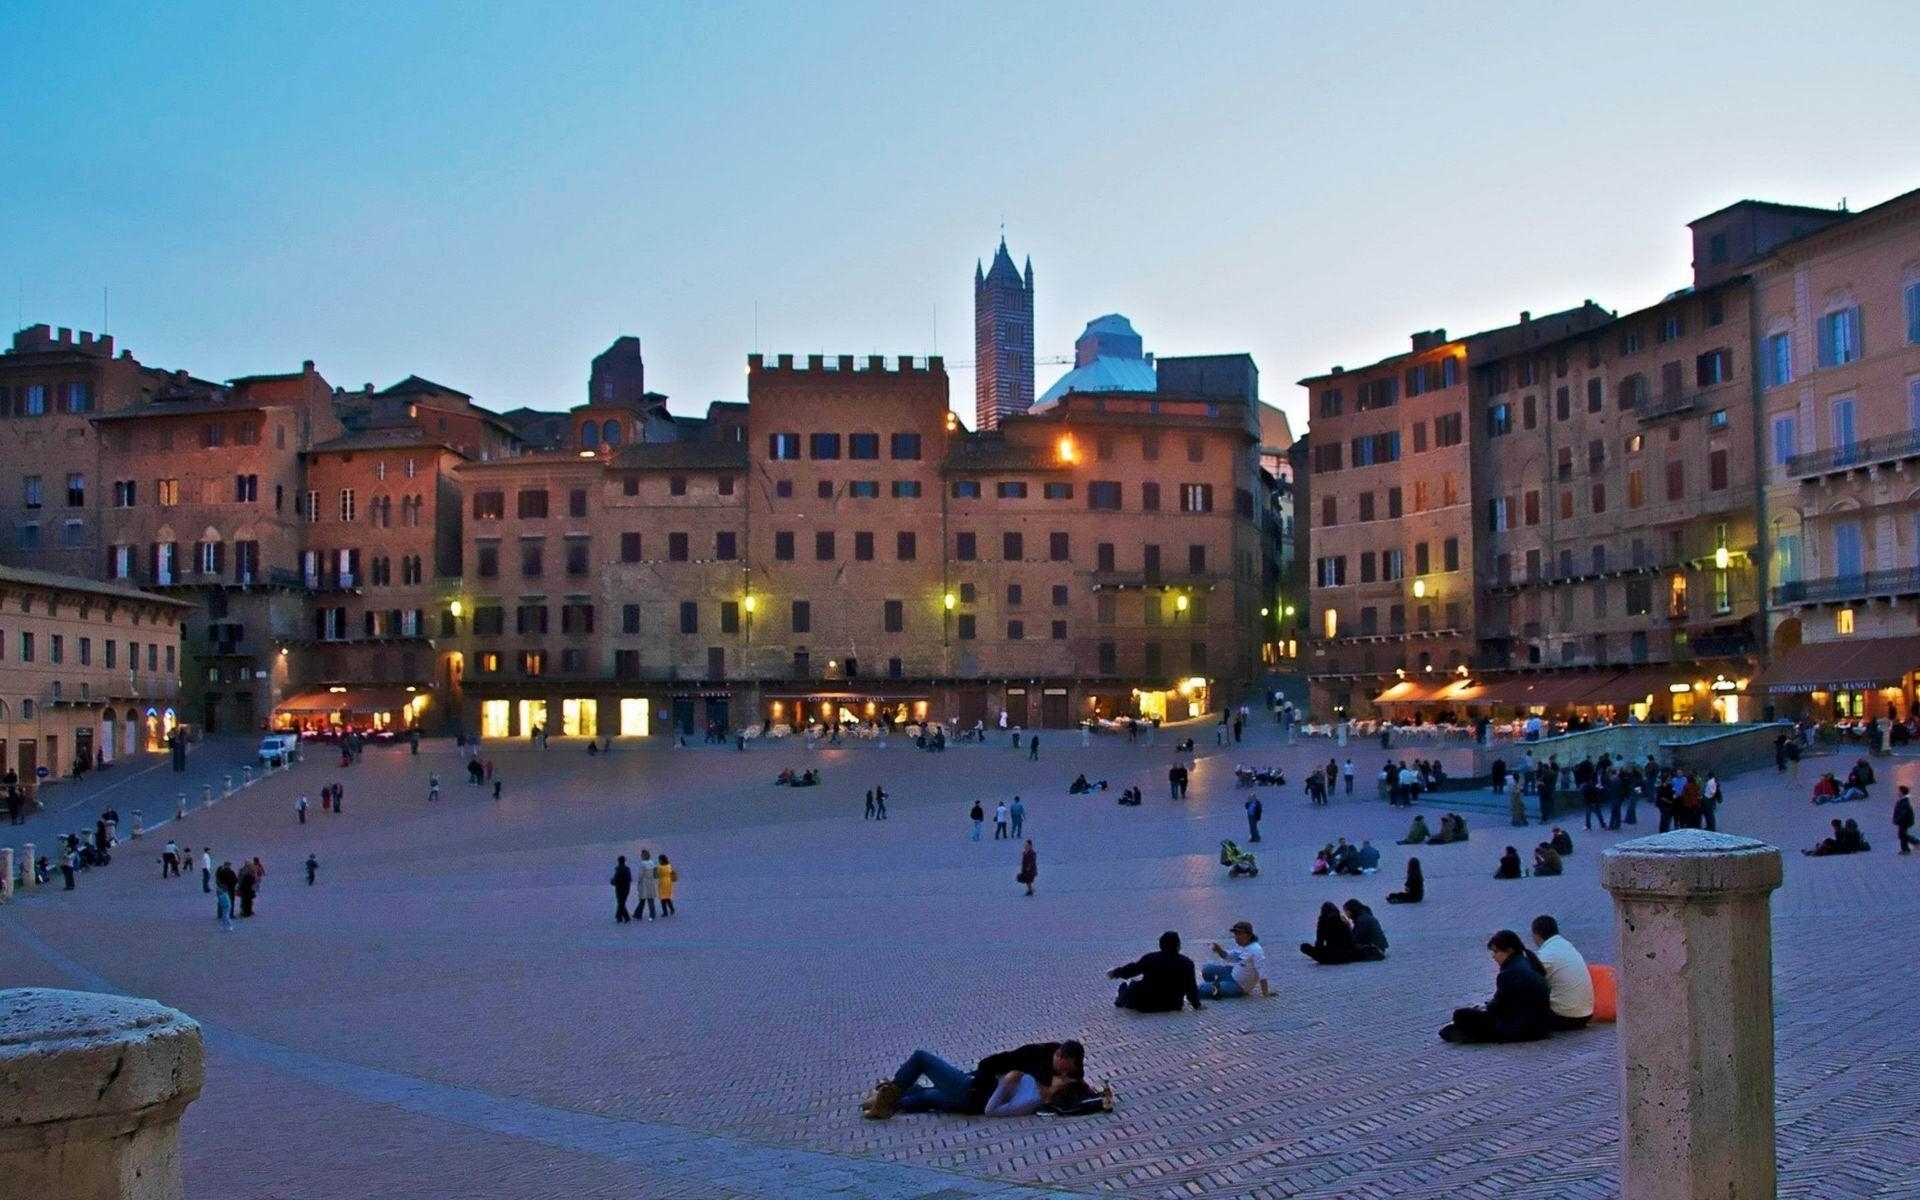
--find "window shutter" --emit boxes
[1851,306,1864,360]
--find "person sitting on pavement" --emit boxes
[1116,786,1143,807]
[1532,842,1564,876]
[1804,818,1850,856]
[1549,827,1574,856]
[864,1040,1086,1119]
[1387,857,1424,904]
[1848,758,1876,793]
[1430,813,1470,845]
[1345,898,1389,960]
[1311,845,1334,875]
[1201,921,1270,998]
[1438,929,1554,1044]
[1300,902,1360,964]
[1811,773,1841,803]
[1331,838,1362,875]
[1495,845,1524,879]
[1397,814,1430,845]
[1529,915,1595,1031]
[1839,777,1869,804]
[1108,931,1203,1012]
[1355,840,1381,873]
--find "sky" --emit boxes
[3,2,1918,434]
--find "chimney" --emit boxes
[302,360,315,375]
[1519,311,1532,323]
[100,335,114,357]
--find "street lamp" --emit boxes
[943,591,956,645]
[449,600,463,618]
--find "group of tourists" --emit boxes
[1398,811,1470,845]
[1439,917,1597,1043]
[1493,750,1723,833]
[1309,838,1380,876]
[608,849,677,922]
[1379,758,1447,806]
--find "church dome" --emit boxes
[1036,314,1156,408]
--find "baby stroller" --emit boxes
[1219,839,1259,878]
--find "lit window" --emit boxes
[1837,608,1855,635]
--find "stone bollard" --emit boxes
[221,774,233,799]
[201,784,212,809]
[130,811,142,840]
[1,847,12,902]
[1602,830,1783,1200]
[242,766,253,788]
[0,988,206,1200]
[176,793,186,821]
[20,843,34,890]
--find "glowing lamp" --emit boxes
[1056,434,1078,463]
[1284,605,1296,618]
[1174,594,1190,613]
[1412,579,1428,598]
[1715,546,1731,570]
[743,595,757,613]
[1260,607,1270,617]
[943,592,956,610]
[449,600,463,618]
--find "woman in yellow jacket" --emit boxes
[656,855,677,917]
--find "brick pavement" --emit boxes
[3,721,1918,1197]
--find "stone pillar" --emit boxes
[242,766,253,788]
[19,842,34,889]
[201,784,212,809]
[176,793,186,821]
[1,847,12,902]
[221,774,233,798]
[129,811,142,839]
[1601,830,1783,1200]
[0,988,205,1200]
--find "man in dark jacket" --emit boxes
[1109,932,1203,1012]
[1895,785,1916,854]
[215,861,239,908]
[610,856,633,923]
[1440,934,1553,1043]
[865,1040,1084,1118]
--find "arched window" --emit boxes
[580,422,600,450]
[603,419,622,447]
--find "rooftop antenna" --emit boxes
[932,302,938,354]
[102,287,109,335]
[753,300,759,353]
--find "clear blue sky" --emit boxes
[4,2,1916,433]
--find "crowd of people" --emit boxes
[608,848,679,922]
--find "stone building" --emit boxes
[1302,306,1610,716]
[450,352,1272,738]
[974,239,1035,431]
[1749,188,1920,719]
[0,565,191,793]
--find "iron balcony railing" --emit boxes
[1772,567,1920,606]
[1786,429,1920,479]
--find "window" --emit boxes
[569,488,589,517]
[656,531,683,562]
[1358,493,1376,522]
[476,544,500,577]
[809,432,841,459]
[1317,388,1344,418]
[1002,531,1023,561]
[1088,481,1121,510]
[620,532,642,562]
[1707,449,1729,491]
[473,490,504,520]
[65,473,84,506]
[1618,375,1645,410]
[1387,487,1403,518]
[848,432,880,459]
[113,480,135,507]
[1007,619,1025,640]
[1832,395,1857,448]
[1837,608,1856,636]
[1908,282,1920,345]
[1558,489,1573,520]
[769,432,800,460]
[891,480,921,498]
[516,603,548,635]
[1696,349,1732,387]
[884,599,904,633]
[1356,378,1398,410]
[1665,459,1685,502]
[854,531,875,561]
[718,475,735,495]
[1443,536,1460,572]
[849,480,879,498]
[1591,483,1607,514]
[951,480,981,498]
[1818,307,1863,367]
[1766,333,1793,387]
[790,600,811,633]
[1043,481,1073,500]
[1488,497,1509,532]
[234,474,258,503]
[520,651,545,677]
[956,614,977,640]
[817,480,833,500]
[1523,490,1540,526]
[1523,394,1537,429]
[1142,482,1161,511]
[1433,412,1463,447]
[1047,531,1070,562]
[886,529,913,562]
[1189,544,1207,574]
[1487,403,1511,436]
[774,531,794,561]
[1312,442,1344,472]
[1412,421,1429,452]
[891,432,922,460]
[1771,414,1798,467]
[516,489,547,519]
[22,476,41,509]
[1350,432,1401,466]
[956,531,976,560]
[815,531,836,561]
[521,541,544,577]
[716,531,738,560]
[1181,483,1214,513]
[1315,556,1347,587]
[1658,314,1684,343]
[18,632,31,662]
[678,601,699,634]
[1553,388,1569,422]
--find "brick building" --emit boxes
[450,352,1273,739]
[0,565,191,793]
[1749,188,1920,719]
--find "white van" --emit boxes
[258,733,301,765]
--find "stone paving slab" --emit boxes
[4,722,1920,1196]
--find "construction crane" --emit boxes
[942,356,1072,370]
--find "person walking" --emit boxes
[1245,794,1263,842]
[970,801,985,841]
[296,794,308,824]
[492,778,502,800]
[875,786,888,820]
[636,848,658,920]
[216,882,233,931]
[1343,759,1355,795]
[994,801,1010,840]
[201,848,213,894]
[1009,795,1025,838]
[305,854,318,885]
[865,790,876,820]
[1895,785,1916,855]
[1168,764,1182,801]
[215,860,238,913]
[1702,771,1721,832]
[61,845,77,890]
[333,783,344,814]
[610,856,633,923]
[428,773,441,802]
[656,856,676,916]
[1018,840,1038,896]
[1028,734,1039,761]
[162,839,180,879]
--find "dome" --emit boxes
[1035,314,1154,408]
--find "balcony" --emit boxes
[1636,392,1704,424]
[1690,631,1759,658]
[1786,429,1920,480]
[1772,568,1920,607]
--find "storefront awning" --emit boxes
[1751,635,1920,694]
[276,688,425,714]
[1371,680,1448,705]
[1564,669,1667,706]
